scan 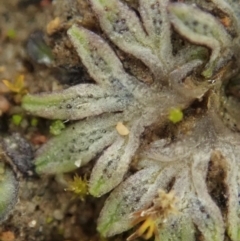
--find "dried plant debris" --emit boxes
[21,0,240,240]
[2,133,34,176]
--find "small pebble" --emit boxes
[27,203,37,213]
[0,95,10,114]
[31,134,47,145]
[28,220,37,228]
[53,209,64,221]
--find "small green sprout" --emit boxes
[168,108,183,124]
[49,120,65,135]
[6,29,16,39]
[45,216,53,224]
[11,114,23,126]
[30,117,39,127]
[65,174,89,201]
